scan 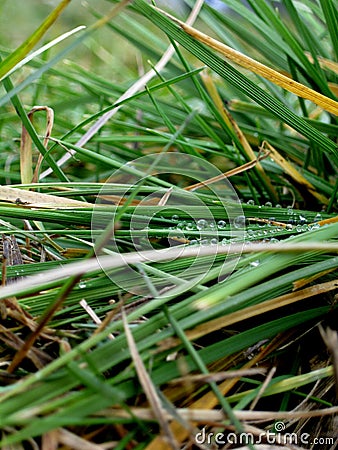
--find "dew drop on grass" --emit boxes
[210,238,218,245]
[247,199,255,205]
[217,220,226,229]
[234,215,246,228]
[314,213,322,222]
[250,260,260,267]
[309,223,320,230]
[265,201,272,207]
[197,219,208,230]
[171,214,179,221]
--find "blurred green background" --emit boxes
[0,0,138,77]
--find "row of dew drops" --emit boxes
[168,202,323,247]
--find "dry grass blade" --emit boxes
[319,325,338,398]
[80,299,114,340]
[306,53,338,74]
[157,187,173,206]
[200,72,277,200]
[0,185,92,207]
[122,308,179,450]
[261,141,328,204]
[249,366,276,410]
[156,7,338,115]
[184,148,271,191]
[0,324,52,370]
[158,278,338,351]
[168,368,266,384]
[57,428,105,450]
[7,274,82,373]
[20,106,54,184]
[98,405,338,422]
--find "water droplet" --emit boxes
[176,221,185,230]
[265,201,272,207]
[79,282,86,289]
[185,222,194,231]
[298,215,307,225]
[287,208,293,215]
[189,239,198,245]
[210,238,218,245]
[209,222,216,230]
[171,214,179,221]
[250,260,260,267]
[285,224,293,231]
[247,199,255,205]
[217,220,226,229]
[309,223,320,230]
[197,219,208,230]
[275,204,282,208]
[201,239,209,246]
[314,213,322,222]
[233,215,246,229]
[221,238,229,246]
[270,238,279,244]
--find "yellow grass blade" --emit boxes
[157,8,338,116]
[261,141,329,204]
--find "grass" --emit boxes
[0,0,337,448]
